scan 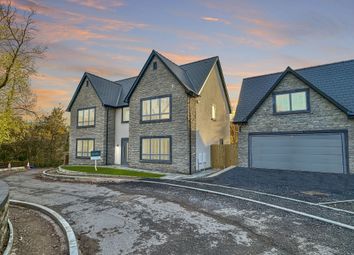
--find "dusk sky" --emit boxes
[7,0,354,112]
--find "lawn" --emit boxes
[61,166,165,178]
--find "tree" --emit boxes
[0,1,45,143]
[0,1,46,91]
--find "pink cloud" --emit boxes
[160,51,205,64]
[202,16,230,25]
[68,0,125,10]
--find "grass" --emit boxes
[61,165,165,178]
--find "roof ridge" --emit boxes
[243,58,354,81]
[85,72,118,85]
[115,76,137,83]
[294,58,354,72]
[179,56,219,67]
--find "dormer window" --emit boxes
[273,89,309,114]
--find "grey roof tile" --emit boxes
[234,59,354,123]
[68,50,230,112]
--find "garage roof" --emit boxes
[234,59,354,123]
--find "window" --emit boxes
[211,104,216,120]
[141,137,171,162]
[122,107,129,123]
[153,61,157,70]
[77,108,95,127]
[141,96,171,122]
[274,90,309,113]
[76,139,94,158]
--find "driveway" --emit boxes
[1,169,354,255]
[200,167,354,203]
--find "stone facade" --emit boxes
[69,78,115,165]
[238,73,354,173]
[128,56,193,174]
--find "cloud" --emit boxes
[67,0,125,10]
[201,16,230,25]
[33,88,71,110]
[160,51,205,64]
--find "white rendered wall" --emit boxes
[195,64,231,171]
[114,108,129,164]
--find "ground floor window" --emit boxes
[76,139,94,158]
[141,136,171,162]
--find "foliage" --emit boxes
[0,107,69,167]
[0,2,65,168]
[230,122,238,144]
[62,166,165,178]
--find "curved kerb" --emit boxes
[3,219,14,255]
[10,200,79,255]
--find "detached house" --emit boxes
[67,50,231,174]
[234,60,354,174]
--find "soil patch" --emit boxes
[8,205,67,255]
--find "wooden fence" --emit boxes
[211,144,238,169]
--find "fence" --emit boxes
[211,144,238,169]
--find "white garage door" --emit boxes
[249,132,347,173]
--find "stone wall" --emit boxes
[68,78,108,165]
[238,73,354,173]
[128,56,192,174]
[0,181,9,250]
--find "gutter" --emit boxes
[105,108,109,165]
[188,98,192,175]
[348,112,354,118]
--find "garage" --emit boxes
[249,132,347,173]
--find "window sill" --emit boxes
[76,156,91,159]
[140,119,171,124]
[77,125,95,129]
[140,160,172,164]
[273,110,310,115]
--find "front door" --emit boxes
[121,138,129,165]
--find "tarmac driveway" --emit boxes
[1,169,354,255]
[201,167,354,203]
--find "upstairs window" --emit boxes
[274,89,309,114]
[77,107,95,127]
[122,107,129,123]
[211,104,216,120]
[153,61,157,70]
[141,95,171,122]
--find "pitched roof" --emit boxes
[66,72,136,111]
[234,59,354,123]
[124,50,228,103]
[67,50,231,112]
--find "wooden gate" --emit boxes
[211,144,238,169]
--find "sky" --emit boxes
[5,0,354,112]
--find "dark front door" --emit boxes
[121,138,129,165]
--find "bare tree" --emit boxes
[0,1,46,91]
